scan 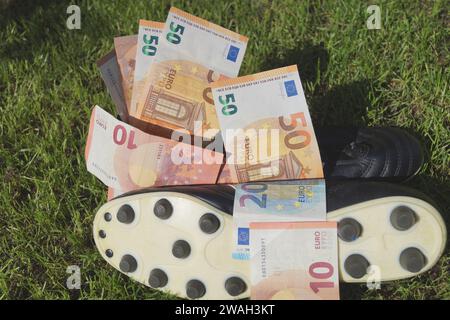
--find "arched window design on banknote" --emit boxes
[235,151,303,182]
[142,85,204,131]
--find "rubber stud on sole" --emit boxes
[172,240,191,259]
[344,254,370,279]
[98,230,106,239]
[149,269,168,288]
[390,206,417,231]
[154,199,173,220]
[119,254,138,273]
[338,218,362,242]
[399,247,427,273]
[117,205,135,224]
[186,280,206,299]
[199,213,220,234]
[225,277,247,296]
[105,249,113,258]
[104,212,112,222]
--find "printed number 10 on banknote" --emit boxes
[250,221,339,300]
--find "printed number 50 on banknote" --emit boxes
[211,65,324,184]
[134,7,248,138]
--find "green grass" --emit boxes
[0,0,448,300]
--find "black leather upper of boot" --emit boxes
[116,185,236,215]
[316,127,424,181]
[116,181,436,216]
[324,181,436,212]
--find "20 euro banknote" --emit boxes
[232,180,326,260]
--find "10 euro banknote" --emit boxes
[250,221,339,300]
[85,105,223,191]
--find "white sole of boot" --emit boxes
[93,192,446,299]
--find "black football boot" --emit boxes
[316,127,424,181]
[93,182,446,299]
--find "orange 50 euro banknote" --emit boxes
[212,65,324,184]
[133,7,248,139]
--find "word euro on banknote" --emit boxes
[250,221,339,300]
[129,20,164,116]
[211,65,324,184]
[96,50,128,122]
[133,7,248,139]
[232,180,326,260]
[114,35,137,111]
[85,106,223,191]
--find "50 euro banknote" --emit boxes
[212,65,324,184]
[99,33,175,139]
[133,7,248,138]
[250,221,339,300]
[129,20,164,116]
[85,105,223,191]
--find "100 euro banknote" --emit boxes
[129,20,164,116]
[114,35,137,111]
[232,180,326,260]
[85,105,223,191]
[211,65,324,184]
[250,221,339,300]
[133,7,248,138]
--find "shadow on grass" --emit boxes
[0,0,61,21]
[0,0,119,61]
[264,41,329,86]
[407,174,450,247]
[309,81,373,127]
[0,0,67,60]
[262,42,374,127]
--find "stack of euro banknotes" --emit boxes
[86,7,338,299]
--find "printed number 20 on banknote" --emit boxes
[250,221,339,300]
[232,180,326,260]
